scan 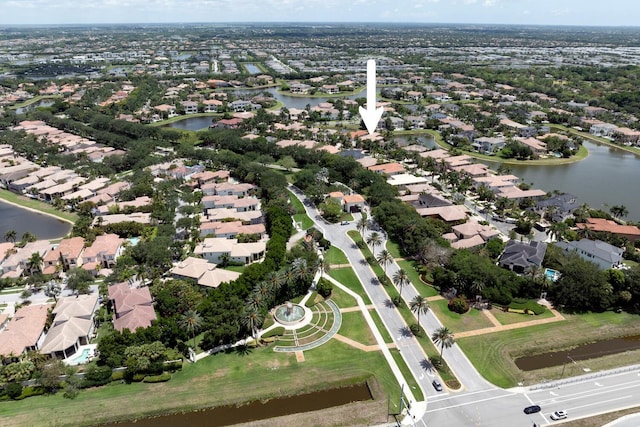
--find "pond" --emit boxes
[0,200,71,240]
[167,116,215,131]
[14,100,55,115]
[515,334,640,371]
[105,383,372,427]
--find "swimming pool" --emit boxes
[128,237,140,246]
[70,348,91,365]
[544,268,561,282]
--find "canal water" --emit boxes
[105,383,372,427]
[244,63,261,74]
[482,140,640,222]
[0,200,71,240]
[515,335,640,371]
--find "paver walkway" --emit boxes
[333,333,396,352]
[455,308,565,338]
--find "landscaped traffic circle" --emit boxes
[273,300,342,352]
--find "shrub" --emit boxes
[391,295,403,307]
[111,371,125,381]
[16,386,45,400]
[131,373,145,382]
[316,279,333,298]
[409,323,422,337]
[143,372,171,383]
[448,296,469,314]
[305,291,319,306]
[6,382,22,399]
[163,360,183,372]
[508,298,546,315]
[82,364,113,388]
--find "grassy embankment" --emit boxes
[286,189,314,230]
[0,339,400,427]
[8,95,61,110]
[0,189,77,224]
[458,310,640,388]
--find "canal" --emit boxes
[0,200,71,240]
[105,383,372,427]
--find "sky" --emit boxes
[0,0,638,27]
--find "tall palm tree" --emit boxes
[356,217,368,236]
[179,309,203,350]
[21,232,36,244]
[376,249,394,274]
[4,229,16,243]
[247,291,265,312]
[292,258,312,281]
[242,305,263,346]
[393,268,409,299]
[432,327,455,358]
[366,232,382,254]
[27,252,43,274]
[410,295,430,324]
[548,221,569,242]
[610,205,629,219]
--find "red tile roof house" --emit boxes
[40,294,99,360]
[0,304,52,358]
[343,194,366,213]
[367,162,406,176]
[81,234,125,275]
[42,237,85,275]
[200,221,266,239]
[108,282,157,333]
[578,218,640,243]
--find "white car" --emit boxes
[550,410,568,420]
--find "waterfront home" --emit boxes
[289,83,312,94]
[472,136,506,155]
[40,294,99,359]
[108,282,157,332]
[0,304,52,359]
[499,240,547,274]
[42,236,85,275]
[577,218,640,242]
[515,137,547,156]
[416,205,468,223]
[194,237,266,265]
[612,127,640,145]
[181,100,199,114]
[534,193,580,222]
[170,257,240,288]
[556,239,623,271]
[94,212,152,226]
[1,240,50,278]
[81,233,125,274]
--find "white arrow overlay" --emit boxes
[359,59,384,135]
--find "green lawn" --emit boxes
[339,311,377,346]
[287,189,314,230]
[388,348,424,402]
[490,307,555,325]
[325,245,349,265]
[369,309,394,344]
[429,299,494,333]
[329,267,372,305]
[385,240,403,259]
[0,340,402,427]
[224,265,246,274]
[327,284,358,309]
[396,259,438,297]
[458,310,640,388]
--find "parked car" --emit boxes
[524,405,541,414]
[432,379,443,391]
[340,221,349,225]
[550,410,568,420]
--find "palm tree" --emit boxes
[242,305,263,346]
[548,221,569,242]
[410,295,429,324]
[366,232,382,254]
[179,309,202,350]
[4,229,16,243]
[44,281,61,303]
[393,268,409,299]
[317,257,329,279]
[21,232,36,244]
[610,205,629,219]
[376,249,394,274]
[27,252,43,274]
[292,258,312,281]
[432,326,455,358]
[356,217,368,236]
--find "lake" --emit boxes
[167,116,215,131]
[0,200,71,240]
[482,140,640,222]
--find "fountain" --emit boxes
[274,302,307,326]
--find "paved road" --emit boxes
[290,186,640,426]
